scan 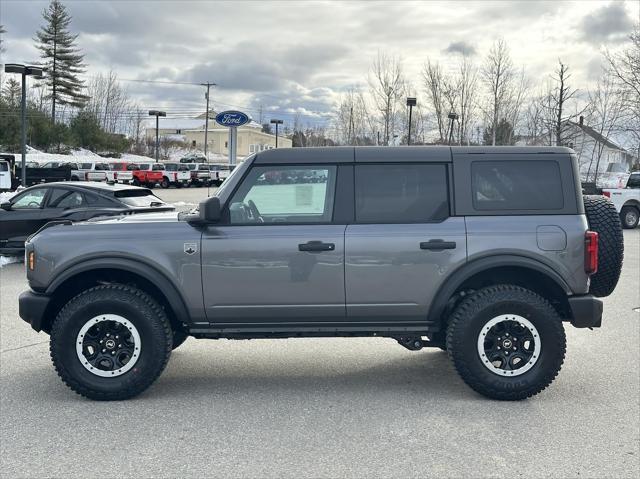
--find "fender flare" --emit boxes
[46,257,190,324]
[426,254,572,325]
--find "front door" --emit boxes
[201,164,346,325]
[2,187,50,245]
[345,162,467,323]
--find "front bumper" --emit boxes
[19,290,51,332]
[568,294,603,328]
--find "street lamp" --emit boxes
[406,97,417,146]
[4,64,43,187]
[148,110,166,162]
[447,111,459,145]
[270,119,283,148]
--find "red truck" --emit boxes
[132,163,164,187]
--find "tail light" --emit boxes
[602,191,610,198]
[113,172,118,180]
[585,231,598,275]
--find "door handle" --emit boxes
[298,241,335,252]
[420,240,456,250]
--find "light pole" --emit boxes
[148,110,166,162]
[4,64,43,187]
[447,111,459,145]
[270,119,283,147]
[406,97,416,146]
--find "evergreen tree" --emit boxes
[483,119,515,146]
[34,0,87,122]
[2,78,21,107]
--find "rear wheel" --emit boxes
[446,285,566,400]
[50,285,172,400]
[620,205,639,229]
[583,195,624,297]
[160,177,170,189]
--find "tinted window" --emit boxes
[628,173,640,189]
[0,162,8,172]
[55,191,86,209]
[355,164,449,223]
[472,161,564,211]
[12,188,47,209]
[80,163,92,169]
[229,165,336,224]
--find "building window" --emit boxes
[192,140,196,147]
[176,129,182,134]
[249,144,255,153]
[225,141,228,148]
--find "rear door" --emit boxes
[201,163,347,324]
[345,161,467,323]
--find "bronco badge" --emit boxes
[184,243,197,255]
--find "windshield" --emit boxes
[114,189,166,207]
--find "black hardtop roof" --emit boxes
[254,146,574,164]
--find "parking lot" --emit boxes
[0,188,638,477]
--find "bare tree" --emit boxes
[604,25,640,157]
[585,72,625,181]
[84,71,132,134]
[481,38,515,145]
[422,60,448,143]
[548,60,583,146]
[369,51,405,145]
[456,56,479,145]
[334,88,373,145]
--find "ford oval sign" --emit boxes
[215,110,250,127]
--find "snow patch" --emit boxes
[0,255,21,268]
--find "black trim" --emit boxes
[334,164,354,224]
[45,257,193,324]
[19,290,51,332]
[568,295,603,328]
[426,255,573,326]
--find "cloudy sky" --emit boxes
[1,0,638,128]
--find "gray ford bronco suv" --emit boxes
[19,146,624,401]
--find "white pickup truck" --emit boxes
[603,172,640,229]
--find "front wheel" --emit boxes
[446,285,566,401]
[50,285,173,400]
[160,177,170,189]
[620,205,639,229]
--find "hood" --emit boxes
[85,211,180,224]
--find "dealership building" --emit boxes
[144,113,292,157]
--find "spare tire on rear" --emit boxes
[583,195,623,297]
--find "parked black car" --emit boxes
[0,182,174,253]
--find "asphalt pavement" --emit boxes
[0,193,638,478]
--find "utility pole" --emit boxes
[201,82,216,160]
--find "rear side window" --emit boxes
[355,164,449,223]
[472,161,564,211]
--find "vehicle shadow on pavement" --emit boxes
[146,347,474,401]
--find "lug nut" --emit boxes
[102,349,106,353]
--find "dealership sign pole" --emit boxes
[215,111,250,166]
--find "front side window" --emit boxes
[228,165,336,224]
[355,164,449,223]
[12,188,47,209]
[472,160,564,211]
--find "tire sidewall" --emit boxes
[448,290,565,398]
[52,290,170,396]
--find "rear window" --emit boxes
[152,164,164,171]
[355,164,449,223]
[138,164,150,171]
[472,160,564,211]
[114,189,165,207]
[80,163,92,169]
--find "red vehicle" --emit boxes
[133,163,164,187]
[108,162,136,184]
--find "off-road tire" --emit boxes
[583,195,624,297]
[446,285,566,401]
[50,284,173,400]
[620,205,639,229]
[172,329,189,350]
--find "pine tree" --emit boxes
[2,78,21,107]
[34,0,87,122]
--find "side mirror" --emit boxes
[199,196,221,223]
[0,202,11,211]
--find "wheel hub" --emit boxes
[477,314,541,377]
[76,314,141,378]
